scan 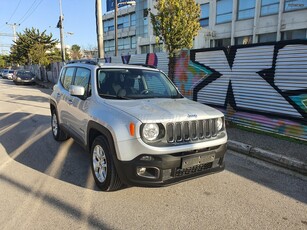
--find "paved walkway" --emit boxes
[35,80,307,175]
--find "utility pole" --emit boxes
[57,0,65,62]
[114,0,118,56]
[6,22,20,42]
[96,0,104,59]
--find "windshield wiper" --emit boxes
[98,94,131,100]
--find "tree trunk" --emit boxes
[168,55,176,82]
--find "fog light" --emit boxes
[136,167,160,179]
[137,167,146,175]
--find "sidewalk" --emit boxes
[227,126,307,175]
[35,79,307,176]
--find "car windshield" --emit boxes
[17,71,32,76]
[97,68,182,99]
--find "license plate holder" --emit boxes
[181,153,215,169]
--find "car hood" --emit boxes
[104,98,224,123]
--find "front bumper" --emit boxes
[115,143,227,187]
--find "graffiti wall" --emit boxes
[174,40,307,141]
[45,41,307,140]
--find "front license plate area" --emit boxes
[181,153,215,169]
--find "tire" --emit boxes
[51,109,68,141]
[91,136,122,191]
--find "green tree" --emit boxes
[151,0,201,81]
[0,55,7,68]
[70,44,82,60]
[10,27,58,65]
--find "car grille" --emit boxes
[166,119,218,143]
[175,162,213,177]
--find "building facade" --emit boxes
[102,0,307,56]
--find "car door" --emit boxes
[56,67,76,131]
[66,67,91,145]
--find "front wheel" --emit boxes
[51,110,68,141]
[91,136,122,191]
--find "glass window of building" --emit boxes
[258,32,277,42]
[238,0,255,20]
[117,15,130,29]
[143,17,148,35]
[104,40,115,52]
[285,0,307,11]
[118,16,124,29]
[141,45,150,54]
[124,15,129,28]
[216,0,233,24]
[261,0,279,16]
[235,36,253,45]
[214,38,231,47]
[104,19,115,32]
[118,38,124,50]
[123,37,130,49]
[281,29,307,40]
[131,36,136,49]
[153,44,164,53]
[200,3,209,27]
[130,13,136,26]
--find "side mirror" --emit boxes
[69,85,85,98]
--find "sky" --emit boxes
[0,0,107,54]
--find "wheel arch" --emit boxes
[87,121,127,183]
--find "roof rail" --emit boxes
[66,59,99,65]
[128,63,157,69]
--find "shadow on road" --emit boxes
[0,112,100,191]
[6,93,49,103]
[0,173,112,229]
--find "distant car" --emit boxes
[13,70,35,84]
[2,69,15,80]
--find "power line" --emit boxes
[17,0,44,25]
[7,0,22,23]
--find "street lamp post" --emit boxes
[114,1,136,56]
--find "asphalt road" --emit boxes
[0,79,307,230]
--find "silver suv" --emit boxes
[50,60,227,191]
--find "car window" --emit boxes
[97,68,181,99]
[145,72,168,95]
[74,68,91,97]
[62,67,75,90]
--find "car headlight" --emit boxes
[216,117,224,132]
[142,123,159,141]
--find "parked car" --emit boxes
[2,69,15,80]
[13,70,35,84]
[50,60,228,191]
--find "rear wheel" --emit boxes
[91,136,122,191]
[51,109,68,141]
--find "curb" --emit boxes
[228,140,307,175]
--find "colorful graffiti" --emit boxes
[174,51,211,98]
[45,42,307,140]
[173,40,307,141]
